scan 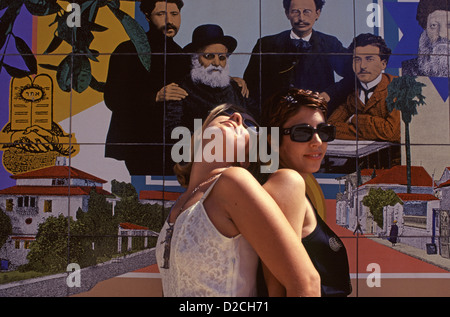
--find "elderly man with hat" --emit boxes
[165,24,258,137]
[402,0,450,77]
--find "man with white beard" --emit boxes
[402,0,450,77]
[166,24,258,136]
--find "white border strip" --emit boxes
[116,272,450,279]
[117,272,161,279]
[351,273,450,279]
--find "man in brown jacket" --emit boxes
[328,33,400,143]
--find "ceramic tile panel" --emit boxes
[0,51,73,181]
[0,0,449,301]
[353,234,450,297]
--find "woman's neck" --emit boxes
[188,162,233,191]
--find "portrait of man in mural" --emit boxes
[402,0,450,77]
[103,0,190,176]
[243,0,353,114]
[328,33,401,143]
[166,24,258,137]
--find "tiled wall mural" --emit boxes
[0,0,449,298]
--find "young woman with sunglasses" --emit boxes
[261,88,352,297]
[156,103,320,297]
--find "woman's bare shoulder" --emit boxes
[212,166,267,199]
[266,168,306,189]
[219,166,258,187]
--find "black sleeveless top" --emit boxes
[302,197,352,297]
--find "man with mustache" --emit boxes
[166,24,258,136]
[244,0,353,115]
[402,0,450,77]
[328,33,401,143]
[104,0,190,176]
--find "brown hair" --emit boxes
[140,0,184,15]
[173,104,260,187]
[262,88,328,145]
[283,0,325,11]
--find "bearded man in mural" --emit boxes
[402,0,450,77]
[104,0,190,176]
[165,24,258,137]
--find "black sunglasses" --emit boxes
[283,123,336,142]
[217,109,260,134]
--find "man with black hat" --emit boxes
[165,24,258,136]
[402,0,450,77]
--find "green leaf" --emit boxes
[107,4,151,71]
[24,0,61,16]
[55,14,72,44]
[88,21,108,32]
[12,34,37,74]
[39,63,58,71]
[0,1,23,49]
[2,62,32,77]
[72,55,92,93]
[88,0,98,22]
[43,34,63,54]
[56,55,92,93]
[85,48,99,62]
[56,55,72,92]
[107,0,120,10]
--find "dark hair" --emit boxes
[349,33,392,63]
[262,88,328,145]
[283,0,325,12]
[140,0,184,15]
[416,0,450,29]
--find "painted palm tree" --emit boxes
[386,75,426,193]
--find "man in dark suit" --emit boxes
[244,0,353,115]
[104,0,190,176]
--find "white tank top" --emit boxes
[155,177,259,297]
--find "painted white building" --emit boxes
[384,193,440,252]
[139,190,181,208]
[117,222,158,253]
[336,165,442,252]
[0,164,112,268]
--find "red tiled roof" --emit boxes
[11,166,106,183]
[119,222,149,230]
[0,186,112,196]
[397,193,439,201]
[11,236,35,241]
[363,165,434,187]
[360,168,387,177]
[438,179,450,188]
[139,190,181,201]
